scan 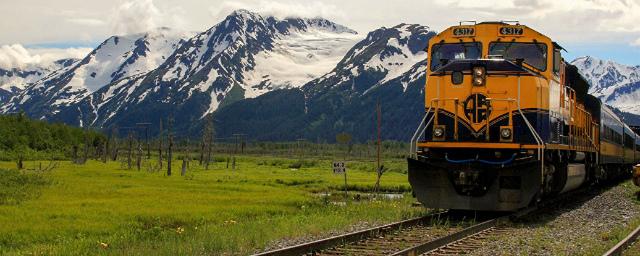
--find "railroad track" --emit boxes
[253,211,478,256]
[254,188,591,256]
[603,224,640,256]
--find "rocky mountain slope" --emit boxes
[1,28,193,120]
[47,10,360,128]
[0,58,77,102]
[212,24,436,141]
[572,56,640,114]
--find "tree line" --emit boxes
[0,113,105,160]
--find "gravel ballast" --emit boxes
[471,181,640,255]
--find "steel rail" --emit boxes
[393,187,591,256]
[252,211,448,256]
[603,224,640,256]
[390,216,505,256]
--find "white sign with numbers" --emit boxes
[333,161,346,174]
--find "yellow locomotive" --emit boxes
[408,22,640,211]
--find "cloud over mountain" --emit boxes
[0,44,91,69]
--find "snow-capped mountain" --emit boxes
[572,56,640,114]
[2,27,193,118]
[48,10,360,128]
[306,23,433,95]
[0,58,77,102]
[212,24,436,141]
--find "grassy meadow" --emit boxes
[0,153,426,255]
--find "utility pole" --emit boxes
[374,101,385,194]
[377,101,382,173]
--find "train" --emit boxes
[408,21,640,211]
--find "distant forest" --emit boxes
[0,113,105,159]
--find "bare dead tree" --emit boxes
[199,139,205,166]
[82,130,89,164]
[158,119,163,169]
[167,117,173,176]
[205,117,214,170]
[181,157,187,176]
[111,127,119,161]
[16,152,24,170]
[136,134,142,171]
[127,132,134,170]
[102,139,108,163]
[72,145,79,164]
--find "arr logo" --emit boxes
[464,94,491,124]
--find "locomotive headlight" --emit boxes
[433,127,445,138]
[472,66,486,86]
[473,66,485,77]
[500,128,512,139]
[473,77,484,86]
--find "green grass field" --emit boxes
[0,155,426,255]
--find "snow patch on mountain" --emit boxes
[2,27,192,117]
[0,58,77,100]
[573,56,640,115]
[241,29,361,98]
[572,56,640,98]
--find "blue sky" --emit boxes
[1,0,639,67]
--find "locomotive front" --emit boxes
[409,22,569,211]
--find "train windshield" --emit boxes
[430,43,482,71]
[489,42,548,71]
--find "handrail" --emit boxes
[409,98,459,158]
[522,76,545,184]
[409,112,429,159]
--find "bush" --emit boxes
[0,169,51,205]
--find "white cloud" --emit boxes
[110,0,186,35]
[66,18,106,27]
[431,0,640,44]
[0,44,91,69]
[210,0,345,23]
[632,38,640,47]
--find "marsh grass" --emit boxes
[0,155,425,255]
[0,169,51,205]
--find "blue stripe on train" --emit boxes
[424,110,551,144]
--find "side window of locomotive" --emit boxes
[489,42,548,71]
[553,49,561,74]
[430,43,482,71]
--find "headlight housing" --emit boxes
[500,126,513,142]
[472,66,486,86]
[433,125,445,139]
